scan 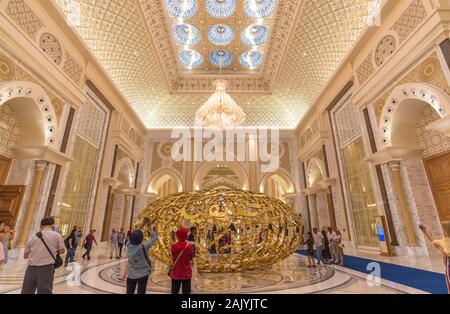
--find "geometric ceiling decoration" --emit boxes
[209,50,233,67]
[244,0,277,19]
[56,0,370,128]
[207,24,235,46]
[162,0,277,79]
[164,0,197,18]
[172,24,201,46]
[241,24,270,46]
[240,50,263,69]
[205,0,237,19]
[179,49,204,68]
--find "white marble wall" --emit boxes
[316,193,330,229]
[7,160,54,247]
[110,193,124,232]
[381,160,442,257]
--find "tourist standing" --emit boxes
[187,226,197,242]
[170,228,195,294]
[326,227,338,264]
[312,228,324,266]
[420,222,450,294]
[304,232,316,268]
[0,223,13,264]
[21,217,65,294]
[126,227,158,294]
[82,230,98,261]
[110,229,119,259]
[335,230,344,266]
[321,230,332,264]
[118,228,126,258]
[64,226,78,266]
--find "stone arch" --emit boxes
[147,168,184,194]
[114,157,135,188]
[193,161,249,191]
[378,83,450,148]
[0,81,59,148]
[306,157,326,187]
[259,169,295,195]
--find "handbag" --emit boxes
[36,232,63,269]
[167,244,189,276]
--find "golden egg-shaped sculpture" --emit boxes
[135,188,304,273]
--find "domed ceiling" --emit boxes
[56,0,370,129]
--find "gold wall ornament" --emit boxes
[136,188,304,273]
[0,56,15,81]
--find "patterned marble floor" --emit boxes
[0,245,430,294]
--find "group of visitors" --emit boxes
[303,226,344,267]
[123,218,195,295]
[63,226,99,265]
[17,215,450,295]
[0,221,14,266]
[110,228,131,259]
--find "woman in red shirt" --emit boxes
[170,228,195,294]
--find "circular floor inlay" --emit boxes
[85,255,336,294]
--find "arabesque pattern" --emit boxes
[136,188,304,272]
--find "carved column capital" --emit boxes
[35,160,48,172]
[388,160,401,172]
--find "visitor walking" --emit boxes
[321,230,332,264]
[170,228,195,294]
[312,228,324,266]
[82,230,98,261]
[420,222,450,294]
[126,226,158,294]
[303,232,316,268]
[335,230,344,266]
[0,223,13,264]
[21,217,65,294]
[118,228,126,258]
[64,226,78,266]
[110,229,119,259]
[326,227,338,264]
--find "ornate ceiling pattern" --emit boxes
[162,0,277,76]
[56,0,369,128]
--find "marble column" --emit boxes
[16,161,48,248]
[309,194,319,230]
[388,161,418,246]
[122,195,133,230]
[326,187,337,230]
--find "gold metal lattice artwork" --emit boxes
[136,188,304,273]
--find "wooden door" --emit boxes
[0,155,11,185]
[0,185,26,228]
[424,152,450,222]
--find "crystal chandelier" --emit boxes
[196,80,246,129]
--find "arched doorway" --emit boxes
[306,157,326,188]
[0,81,60,240]
[377,83,450,241]
[259,170,295,202]
[147,169,183,198]
[193,161,249,191]
[201,163,241,190]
